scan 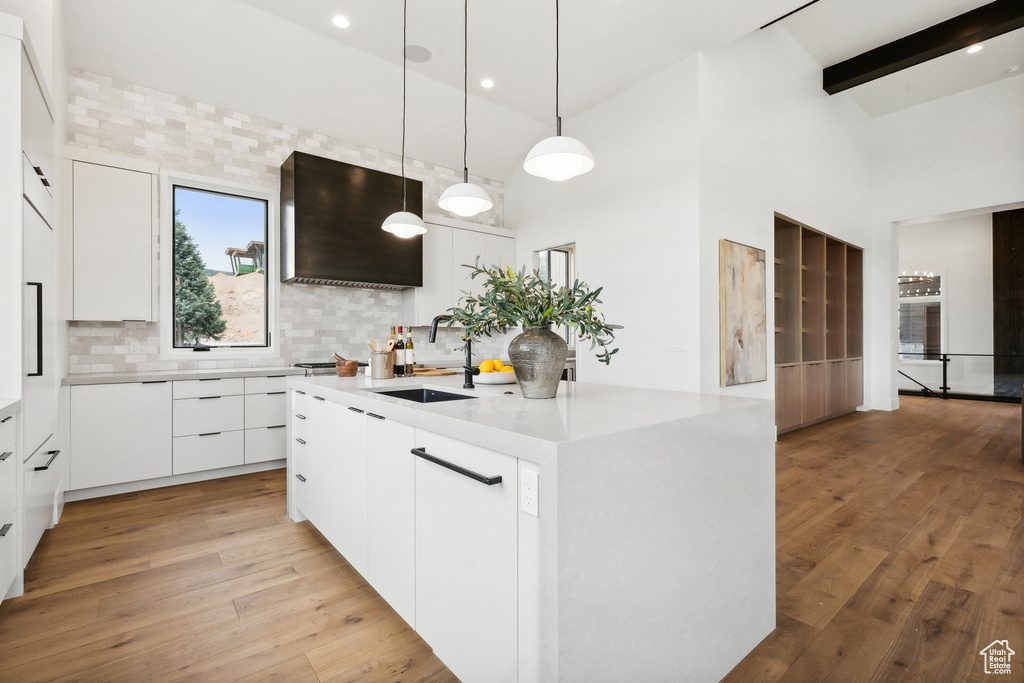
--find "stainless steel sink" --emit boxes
[373,388,476,403]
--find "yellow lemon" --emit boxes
[479,359,496,373]
[500,365,514,373]
[492,359,504,370]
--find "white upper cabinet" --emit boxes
[404,222,515,327]
[71,159,155,322]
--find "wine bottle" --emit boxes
[395,326,406,376]
[405,331,414,376]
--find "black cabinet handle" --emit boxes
[267,391,286,396]
[142,380,167,384]
[295,414,307,420]
[27,282,42,377]
[313,396,326,402]
[267,425,286,430]
[198,432,221,437]
[0,451,12,461]
[34,449,60,471]
[198,395,222,400]
[199,378,221,382]
[295,390,306,395]
[347,406,364,414]
[295,474,306,483]
[411,447,502,486]
[367,413,384,420]
[267,375,286,378]
[295,438,306,445]
[0,523,11,537]
[1,415,11,423]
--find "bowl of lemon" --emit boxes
[475,358,517,384]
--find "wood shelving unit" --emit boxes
[774,214,863,433]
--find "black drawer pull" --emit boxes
[0,451,13,461]
[411,447,502,486]
[267,375,286,378]
[198,432,221,437]
[266,391,286,396]
[295,438,306,445]
[347,407,364,414]
[295,474,306,483]
[198,395,222,400]
[142,380,167,384]
[367,413,385,421]
[34,449,60,471]
[295,414,307,420]
[0,415,11,423]
[199,378,221,382]
[295,390,306,395]
[267,424,286,430]
[313,396,326,402]
[0,523,11,537]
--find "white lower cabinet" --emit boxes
[366,417,415,626]
[70,382,172,489]
[172,431,245,475]
[23,444,61,559]
[413,429,520,683]
[329,404,369,577]
[293,391,335,536]
[0,413,19,600]
[244,425,287,464]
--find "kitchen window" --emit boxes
[898,274,943,360]
[160,172,278,359]
[538,243,575,345]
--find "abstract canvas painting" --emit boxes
[720,239,767,386]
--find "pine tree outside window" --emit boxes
[172,186,269,348]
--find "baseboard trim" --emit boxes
[65,460,285,502]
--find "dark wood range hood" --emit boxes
[280,151,424,290]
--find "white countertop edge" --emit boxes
[62,367,306,386]
[0,398,21,422]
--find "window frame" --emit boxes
[897,271,946,366]
[159,171,279,361]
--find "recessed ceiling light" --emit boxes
[966,44,983,54]
[480,78,494,89]
[332,15,350,29]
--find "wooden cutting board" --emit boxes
[412,368,458,376]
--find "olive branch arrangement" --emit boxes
[445,261,622,364]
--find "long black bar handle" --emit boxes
[0,451,13,461]
[295,474,306,483]
[0,415,12,423]
[27,282,42,377]
[347,407,364,414]
[411,447,502,486]
[366,413,385,421]
[0,523,11,538]
[34,449,60,471]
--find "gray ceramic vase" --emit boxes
[508,325,568,399]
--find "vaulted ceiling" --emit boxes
[62,0,1023,181]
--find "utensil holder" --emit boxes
[370,351,394,379]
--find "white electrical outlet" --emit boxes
[521,469,539,517]
[128,339,140,354]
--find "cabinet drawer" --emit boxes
[0,412,15,451]
[0,511,17,602]
[245,375,289,394]
[173,395,244,437]
[173,378,244,399]
[173,430,244,475]
[245,426,287,464]
[0,446,16,529]
[23,152,53,227]
[245,392,287,429]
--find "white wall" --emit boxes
[505,56,702,391]
[698,25,873,400]
[898,213,994,395]
[869,76,1024,409]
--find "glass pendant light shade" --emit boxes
[438,180,493,217]
[382,211,427,238]
[523,134,594,181]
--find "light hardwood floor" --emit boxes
[1,396,1020,682]
[725,396,1024,682]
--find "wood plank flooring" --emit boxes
[725,397,1024,682]
[1,396,1020,681]
[0,471,457,683]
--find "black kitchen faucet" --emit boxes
[429,315,479,390]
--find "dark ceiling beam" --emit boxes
[823,0,1024,95]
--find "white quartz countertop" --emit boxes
[0,398,21,422]
[62,367,305,386]
[288,374,769,460]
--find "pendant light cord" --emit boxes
[555,0,560,135]
[401,0,408,211]
[463,0,469,182]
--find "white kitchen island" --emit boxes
[286,374,775,683]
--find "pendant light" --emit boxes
[382,0,427,238]
[523,0,594,182]
[438,0,493,217]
